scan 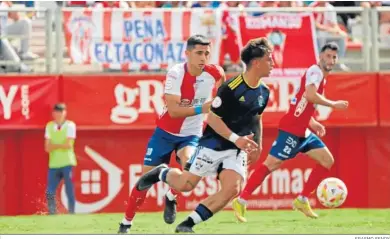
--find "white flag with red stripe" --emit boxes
[63,9,222,71]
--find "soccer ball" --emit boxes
[316,177,348,208]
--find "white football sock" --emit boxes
[166,189,177,201]
[189,211,203,224]
[238,197,248,205]
[121,218,132,226]
[298,195,308,202]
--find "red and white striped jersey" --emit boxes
[157,63,222,137]
[279,65,326,137]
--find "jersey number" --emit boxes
[283,146,292,155]
[283,137,297,155]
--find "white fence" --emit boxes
[1,6,390,73]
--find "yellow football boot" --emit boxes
[232,198,247,223]
[293,197,319,219]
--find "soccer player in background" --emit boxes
[44,103,77,215]
[232,42,349,221]
[118,35,225,233]
[137,38,273,233]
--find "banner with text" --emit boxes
[17,129,321,214]
[62,74,378,129]
[0,76,59,129]
[238,12,318,76]
[63,9,222,71]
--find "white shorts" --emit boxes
[188,146,247,179]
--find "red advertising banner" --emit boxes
[2,127,379,216]
[379,74,390,126]
[238,13,318,73]
[62,75,166,129]
[63,74,378,129]
[9,129,335,215]
[0,76,59,129]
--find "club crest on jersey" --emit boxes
[212,96,222,108]
[258,95,265,107]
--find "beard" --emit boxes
[320,60,332,72]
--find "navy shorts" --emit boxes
[143,127,200,166]
[269,130,325,160]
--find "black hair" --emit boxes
[320,42,339,53]
[53,103,66,112]
[186,34,211,50]
[240,37,273,66]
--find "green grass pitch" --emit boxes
[0,209,389,234]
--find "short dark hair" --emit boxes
[321,42,339,53]
[240,38,273,66]
[186,34,210,50]
[53,103,67,112]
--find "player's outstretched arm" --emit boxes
[305,84,349,109]
[165,94,211,118]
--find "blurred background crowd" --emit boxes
[1,1,390,73]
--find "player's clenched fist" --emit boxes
[233,133,259,154]
[332,100,349,109]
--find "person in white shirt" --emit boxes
[310,1,349,71]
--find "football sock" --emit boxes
[121,218,132,225]
[166,188,177,201]
[184,204,213,227]
[298,195,308,202]
[124,185,148,223]
[301,164,330,198]
[240,164,271,201]
[159,168,170,183]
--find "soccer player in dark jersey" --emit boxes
[232,42,349,222]
[136,38,274,233]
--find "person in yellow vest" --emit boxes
[44,103,77,215]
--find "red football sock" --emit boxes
[240,164,271,201]
[125,186,148,221]
[301,164,330,198]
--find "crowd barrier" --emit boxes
[0,73,389,215]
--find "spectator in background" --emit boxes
[132,1,156,8]
[310,1,349,71]
[247,1,279,16]
[279,1,300,7]
[93,1,129,8]
[191,1,212,8]
[0,1,29,72]
[1,1,38,60]
[45,103,77,215]
[329,1,360,30]
[161,1,187,8]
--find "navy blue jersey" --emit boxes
[199,74,270,151]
